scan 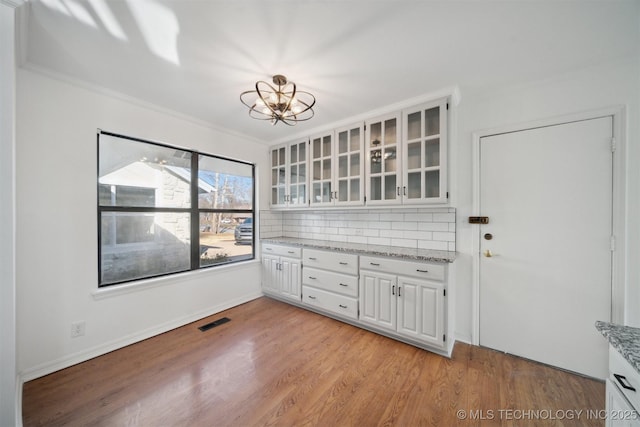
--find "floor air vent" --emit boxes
[198,317,231,332]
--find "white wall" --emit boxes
[453,56,640,342]
[16,69,270,380]
[1,2,19,425]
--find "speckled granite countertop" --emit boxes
[595,321,640,374]
[261,237,456,263]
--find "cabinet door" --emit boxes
[288,140,308,207]
[262,254,280,293]
[310,132,334,207]
[280,256,301,301]
[359,270,396,331]
[270,145,288,208]
[606,379,640,427]
[402,98,448,204]
[397,276,445,348]
[366,112,402,205]
[334,123,364,206]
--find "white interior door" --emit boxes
[479,116,613,379]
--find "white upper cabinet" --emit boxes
[270,139,309,208]
[309,123,365,207]
[402,98,448,204]
[334,123,365,206]
[270,96,449,209]
[310,131,334,207]
[270,144,288,208]
[365,112,402,205]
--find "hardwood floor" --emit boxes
[22,297,605,426]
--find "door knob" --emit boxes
[483,249,493,258]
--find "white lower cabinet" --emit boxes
[360,256,447,349]
[606,345,640,427]
[302,248,359,320]
[262,243,450,354]
[261,244,302,301]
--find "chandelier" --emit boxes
[240,74,316,126]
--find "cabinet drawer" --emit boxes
[609,345,640,412]
[303,248,358,275]
[302,286,358,320]
[302,267,358,297]
[360,255,445,281]
[262,243,301,258]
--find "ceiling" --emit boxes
[21,0,638,144]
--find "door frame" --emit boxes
[470,106,626,346]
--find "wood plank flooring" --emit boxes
[22,297,605,426]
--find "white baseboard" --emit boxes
[19,292,263,383]
[15,373,23,427]
[454,331,473,345]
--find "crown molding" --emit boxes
[0,0,25,9]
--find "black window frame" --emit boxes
[97,130,256,287]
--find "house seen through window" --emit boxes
[98,131,255,286]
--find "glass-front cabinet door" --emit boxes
[270,140,309,208]
[288,140,308,207]
[366,112,402,205]
[402,98,448,204]
[310,132,333,207]
[270,144,287,208]
[334,123,364,206]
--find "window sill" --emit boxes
[92,258,260,300]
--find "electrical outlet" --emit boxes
[71,321,85,338]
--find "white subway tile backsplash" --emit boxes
[433,232,456,242]
[347,235,368,244]
[261,207,456,251]
[433,213,456,222]
[379,213,405,222]
[418,222,450,232]
[391,221,418,231]
[391,238,418,248]
[367,237,392,246]
[367,221,391,230]
[404,213,431,222]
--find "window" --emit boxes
[98,131,255,286]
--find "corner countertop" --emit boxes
[260,236,456,263]
[595,321,640,374]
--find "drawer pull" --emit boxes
[398,286,401,297]
[369,262,380,266]
[265,247,273,251]
[339,283,348,287]
[339,262,348,265]
[308,257,317,260]
[308,295,317,300]
[614,374,637,392]
[416,269,429,273]
[287,251,295,254]
[339,304,348,309]
[308,276,317,280]
[392,285,395,296]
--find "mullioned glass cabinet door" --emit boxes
[270,144,287,208]
[270,140,309,209]
[334,123,365,206]
[288,140,308,207]
[365,112,402,205]
[310,132,333,207]
[402,98,448,204]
